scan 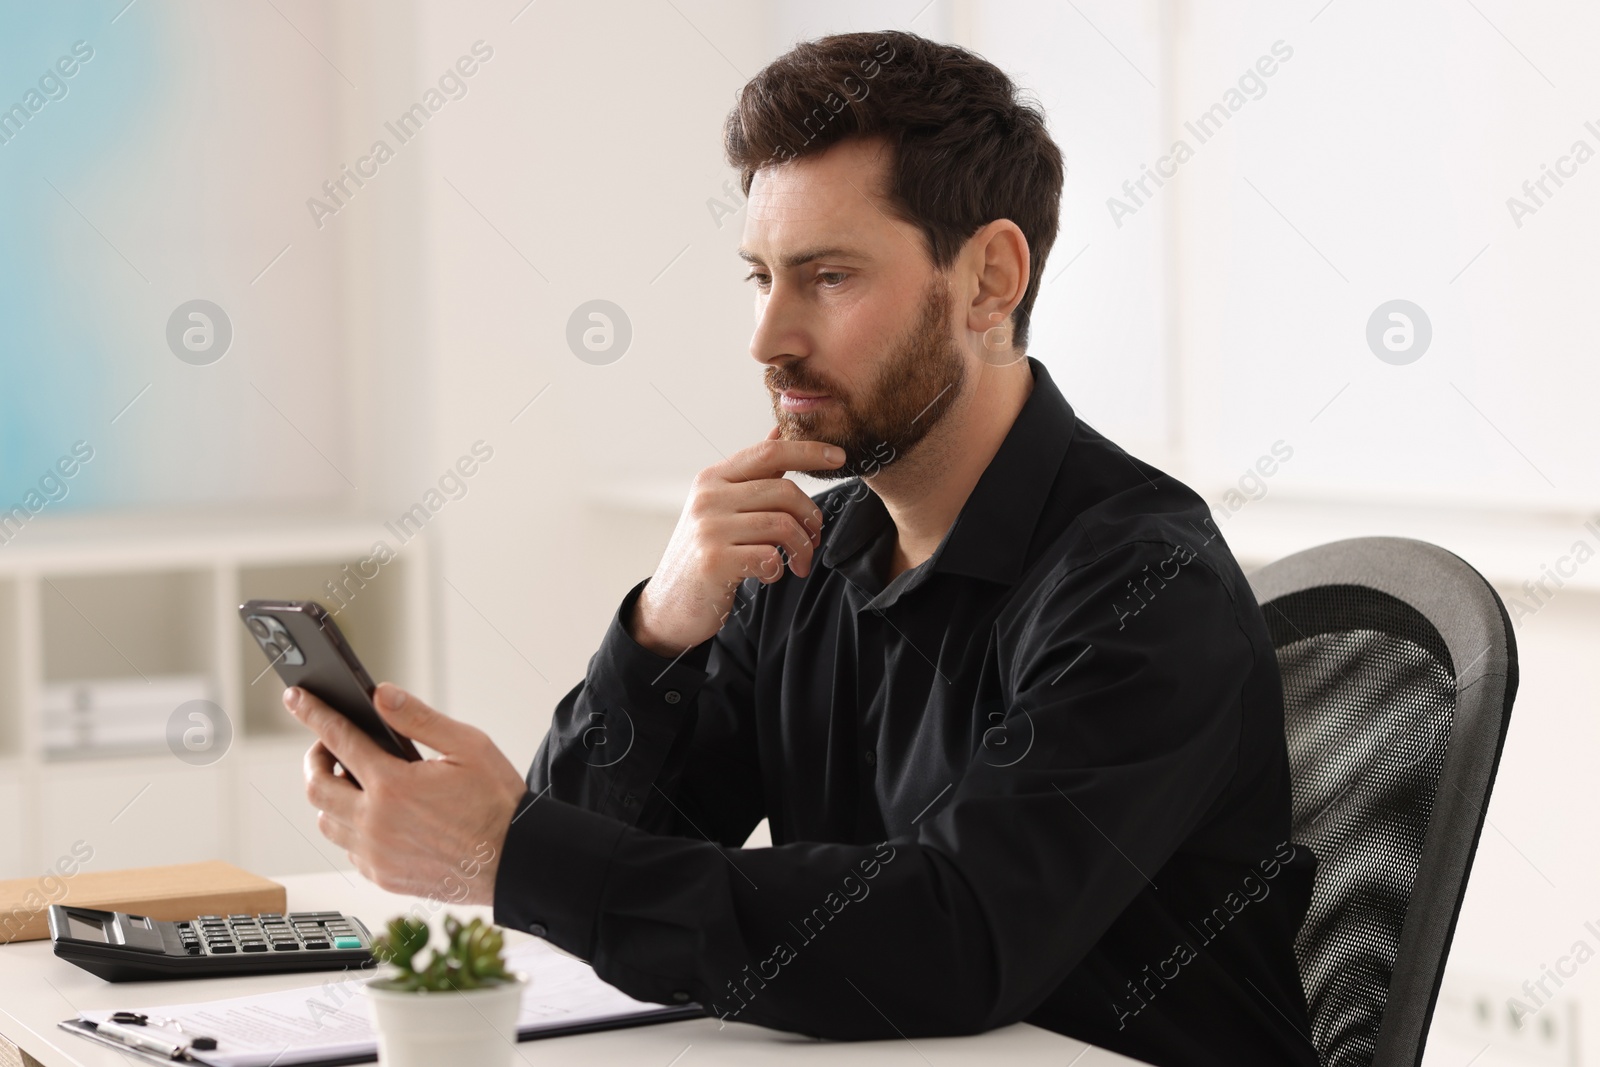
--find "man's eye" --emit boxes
[744,271,771,287]
[817,272,848,287]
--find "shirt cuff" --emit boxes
[493,790,628,960]
[599,579,714,685]
[578,582,717,816]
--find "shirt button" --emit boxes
[664,690,682,704]
[863,749,876,766]
[623,792,638,806]
[671,990,691,1003]
[529,923,548,938]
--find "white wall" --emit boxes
[1170,0,1600,514]
[407,0,780,765]
[1153,3,1597,1062]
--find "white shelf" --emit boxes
[0,511,433,881]
[1218,496,1600,593]
[584,477,1600,594]
[0,505,393,575]
[583,478,690,515]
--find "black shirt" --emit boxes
[496,358,1320,1067]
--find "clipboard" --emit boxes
[57,936,707,1066]
[59,1003,707,1066]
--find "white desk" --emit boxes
[0,871,1149,1066]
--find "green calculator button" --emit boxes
[333,935,362,950]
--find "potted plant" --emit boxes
[365,914,525,1067]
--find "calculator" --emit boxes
[48,905,376,982]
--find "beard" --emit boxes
[767,277,967,481]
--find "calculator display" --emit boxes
[65,914,108,942]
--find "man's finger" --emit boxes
[305,741,361,824]
[721,478,826,539]
[372,683,478,757]
[284,686,390,782]
[735,545,786,585]
[717,438,844,483]
[718,511,816,578]
[316,810,357,852]
[307,738,339,776]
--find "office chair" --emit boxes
[1247,537,1518,1067]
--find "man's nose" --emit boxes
[749,287,810,367]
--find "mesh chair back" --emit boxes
[1247,538,1517,1067]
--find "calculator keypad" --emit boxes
[184,913,366,956]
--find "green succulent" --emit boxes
[370,914,514,992]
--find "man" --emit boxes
[285,30,1320,1067]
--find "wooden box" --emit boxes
[0,861,285,944]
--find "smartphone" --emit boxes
[239,599,422,765]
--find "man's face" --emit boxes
[740,138,967,480]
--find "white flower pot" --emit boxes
[366,976,525,1067]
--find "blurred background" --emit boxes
[0,1,1594,1062]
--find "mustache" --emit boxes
[766,364,842,396]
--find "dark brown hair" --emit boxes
[724,30,1064,352]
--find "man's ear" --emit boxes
[962,219,1029,362]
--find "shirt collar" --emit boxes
[820,357,1077,586]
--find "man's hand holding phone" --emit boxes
[285,682,528,905]
[629,431,844,657]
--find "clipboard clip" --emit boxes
[89,1012,218,1060]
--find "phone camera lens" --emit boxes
[248,617,271,640]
